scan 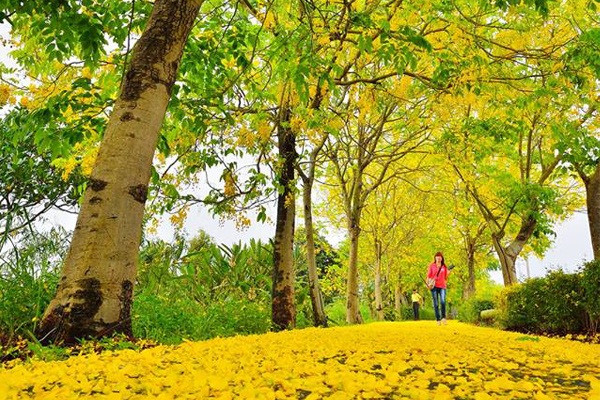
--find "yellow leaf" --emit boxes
[533,391,553,400]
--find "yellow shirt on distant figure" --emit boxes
[411,292,422,303]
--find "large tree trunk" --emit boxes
[272,108,297,331]
[492,215,537,286]
[302,180,328,327]
[583,166,600,260]
[36,0,201,344]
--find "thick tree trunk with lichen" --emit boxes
[36,0,201,344]
[272,107,297,331]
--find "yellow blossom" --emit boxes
[221,56,237,70]
[316,35,329,46]
[257,120,272,143]
[19,96,31,108]
[0,84,11,106]
[263,11,276,30]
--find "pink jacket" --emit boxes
[427,263,449,289]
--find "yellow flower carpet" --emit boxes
[1,321,599,399]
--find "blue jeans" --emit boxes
[431,287,446,321]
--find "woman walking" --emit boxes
[426,251,451,325]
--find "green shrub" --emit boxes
[480,309,499,323]
[0,270,59,338]
[542,270,586,334]
[393,304,436,321]
[324,299,346,325]
[132,236,275,343]
[198,300,271,339]
[132,292,272,344]
[457,298,495,325]
[497,278,546,334]
[422,307,436,321]
[497,270,586,335]
[294,281,315,329]
[396,305,413,321]
[581,260,600,334]
[324,299,375,325]
[132,292,206,344]
[0,229,67,340]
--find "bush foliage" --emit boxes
[0,228,68,340]
[496,261,599,336]
[132,293,271,344]
[457,297,495,325]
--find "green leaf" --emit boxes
[357,35,374,53]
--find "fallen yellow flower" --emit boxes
[1,321,599,399]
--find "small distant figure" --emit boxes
[411,289,423,320]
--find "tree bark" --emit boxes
[492,234,518,286]
[394,283,402,317]
[373,239,384,321]
[272,107,297,331]
[583,166,600,260]
[296,132,328,327]
[36,0,202,344]
[344,136,366,325]
[492,215,537,286]
[345,215,364,324]
[463,237,476,299]
[302,179,328,327]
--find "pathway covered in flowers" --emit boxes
[1,321,599,399]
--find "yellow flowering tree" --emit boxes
[0,0,132,243]
[431,0,591,285]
